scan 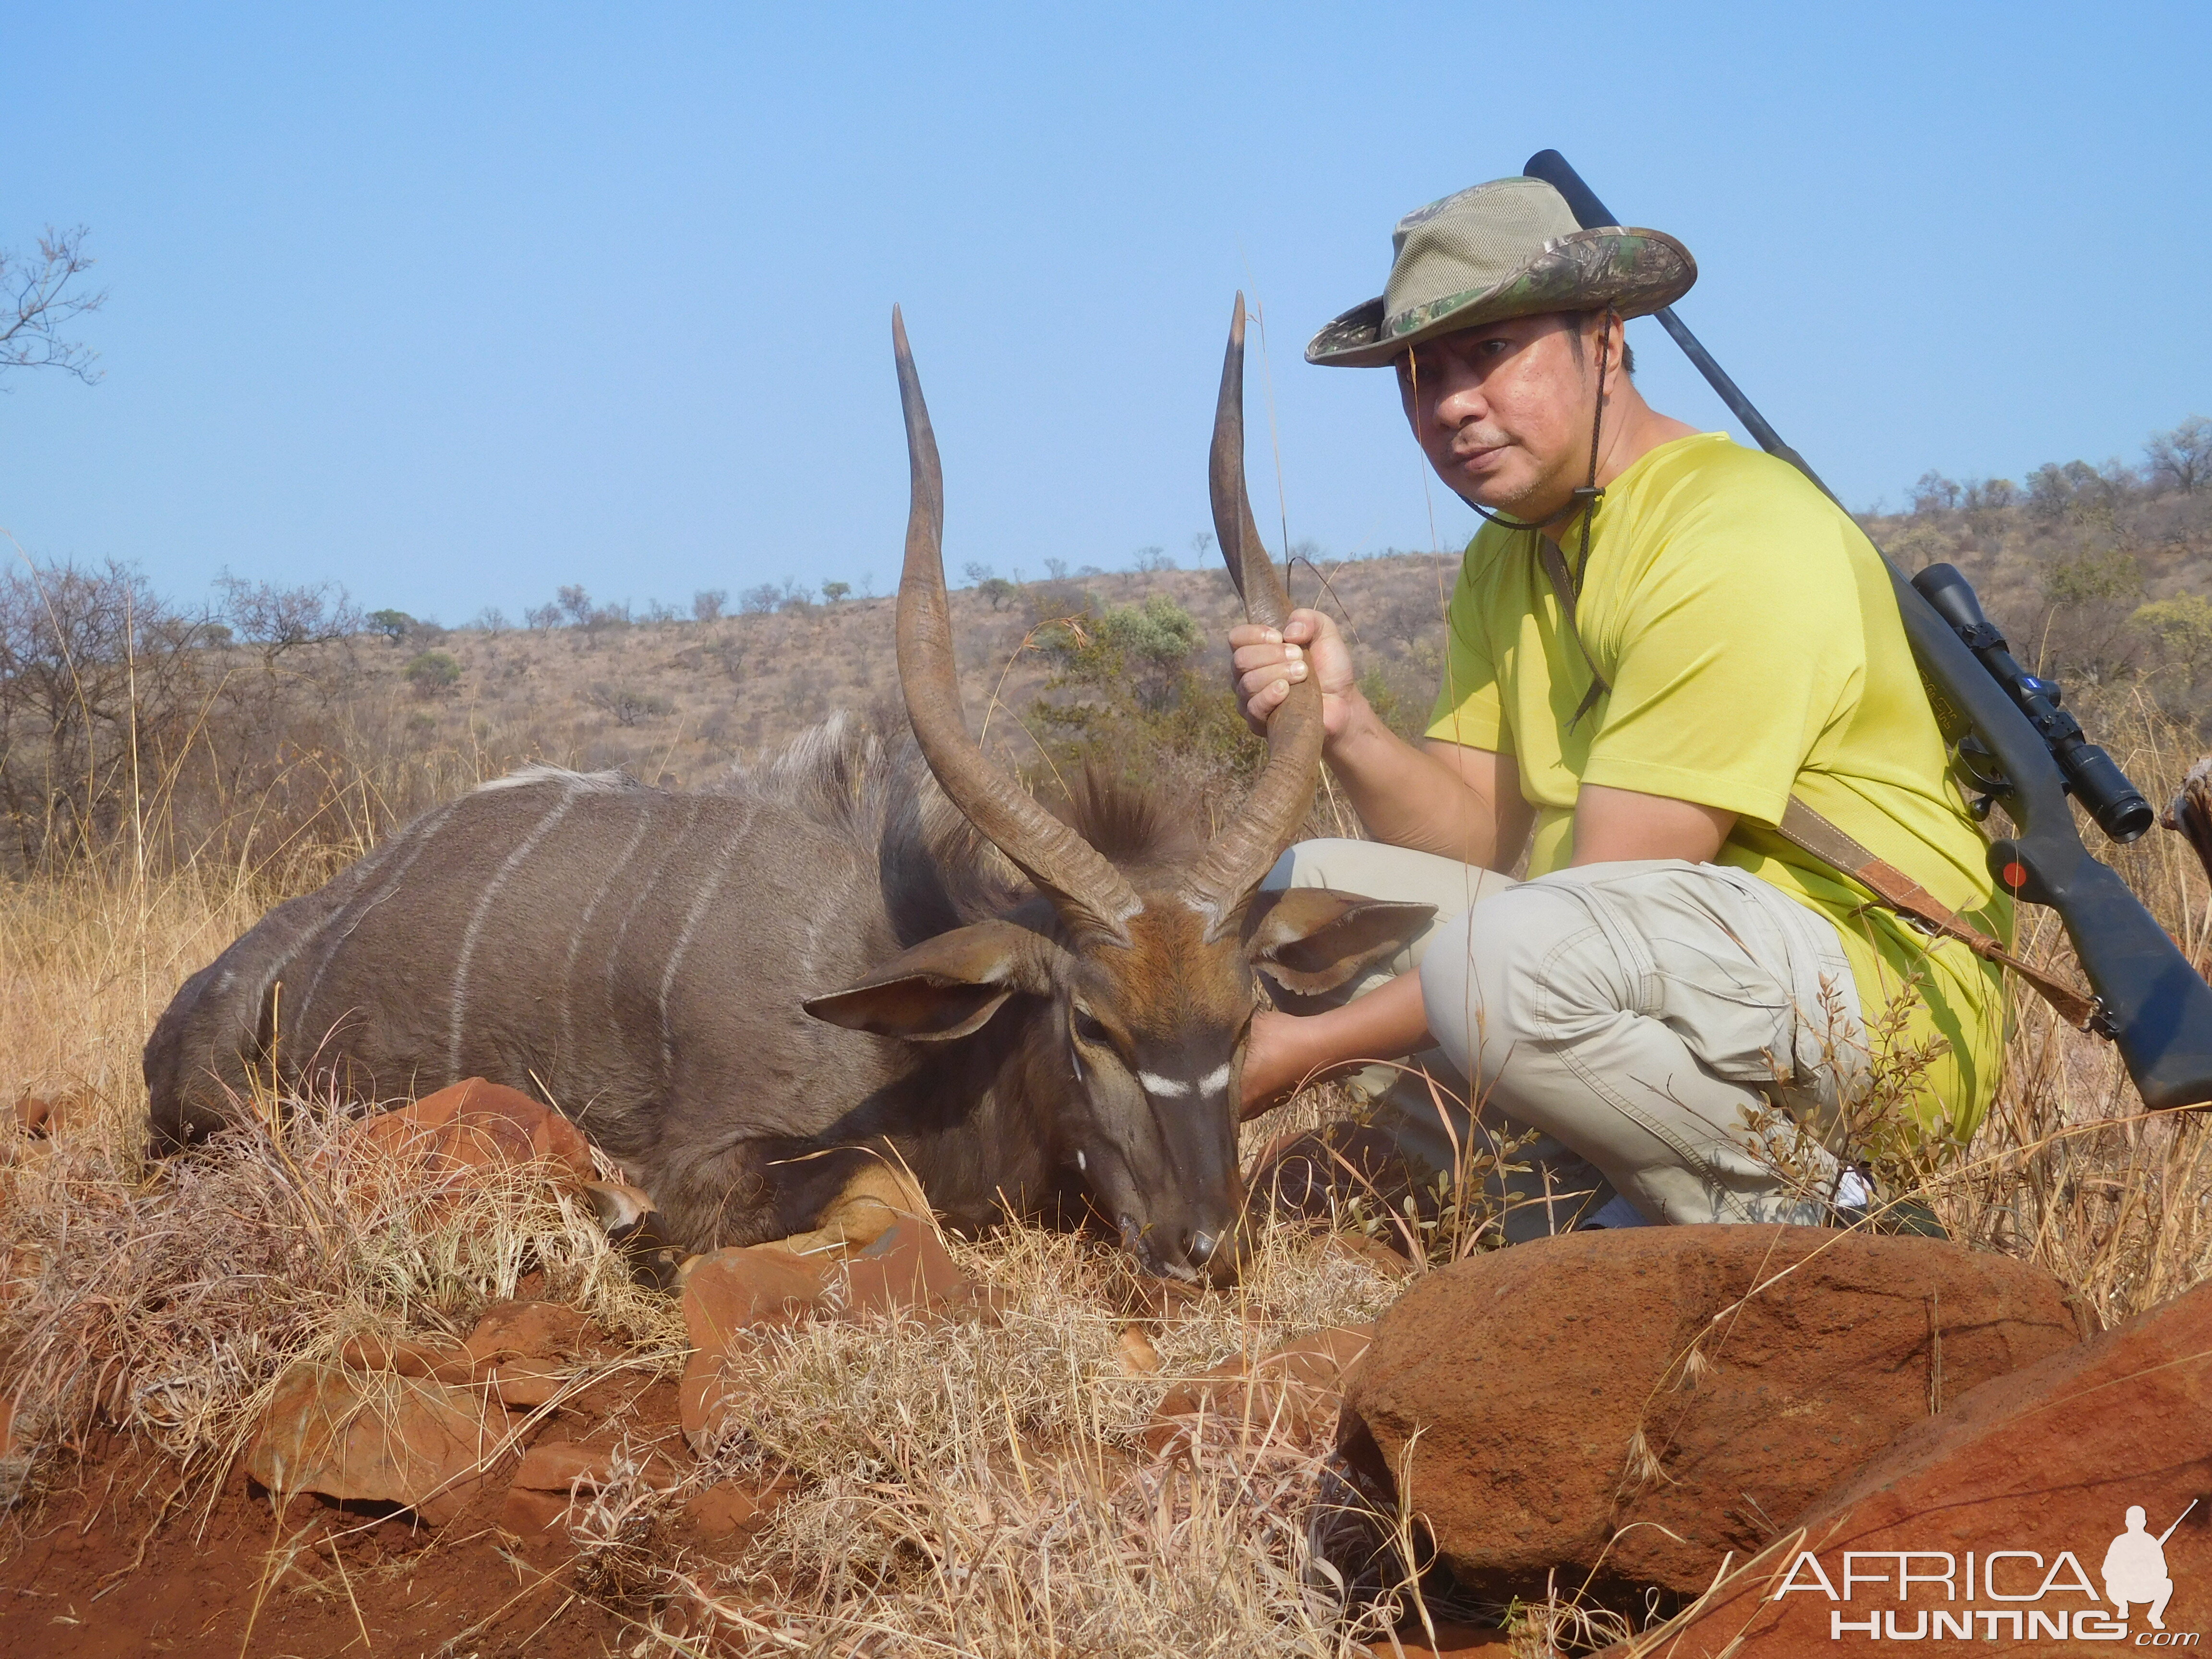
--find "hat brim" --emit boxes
[1305,228,1696,369]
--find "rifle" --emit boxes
[1522,148,2212,1111]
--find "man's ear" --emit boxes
[1244,888,1437,997]
[803,920,1061,1041]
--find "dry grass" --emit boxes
[0,1081,680,1500]
[671,1227,1413,1657]
[1896,691,2212,1327]
[6,576,2212,1651]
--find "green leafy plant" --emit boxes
[402,649,461,698]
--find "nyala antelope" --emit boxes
[144,298,1432,1285]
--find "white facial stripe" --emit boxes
[1136,1066,1233,1100]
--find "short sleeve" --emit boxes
[1424,547,1513,754]
[1577,503,1860,823]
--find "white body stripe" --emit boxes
[657,804,757,1060]
[556,801,658,1074]
[293,796,464,1037]
[447,785,579,1077]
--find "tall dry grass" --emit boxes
[4,659,2212,1652]
[1899,690,2212,1326]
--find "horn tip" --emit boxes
[892,305,910,357]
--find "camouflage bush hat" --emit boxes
[1306,176,1696,369]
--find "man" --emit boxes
[2102,1505,2176,1630]
[1230,176,2008,1232]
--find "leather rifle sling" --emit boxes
[1774,799,2101,1030]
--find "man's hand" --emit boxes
[1238,974,1435,1119]
[1229,608,1358,740]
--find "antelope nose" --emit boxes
[1188,1229,1218,1265]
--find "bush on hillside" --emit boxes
[1028,593,1262,791]
[403,649,462,698]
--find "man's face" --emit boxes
[1395,313,1599,520]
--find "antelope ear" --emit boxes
[1244,888,1437,997]
[803,920,1060,1041]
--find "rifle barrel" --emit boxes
[2158,1499,2198,1545]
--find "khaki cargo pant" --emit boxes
[1260,841,1867,1236]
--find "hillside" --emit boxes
[356,463,2212,803]
[2,432,2207,885]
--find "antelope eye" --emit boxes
[1072,1009,1110,1047]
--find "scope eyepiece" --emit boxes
[2063,741,2155,843]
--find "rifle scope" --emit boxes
[1911,564,2155,844]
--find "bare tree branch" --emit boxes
[1,226,108,385]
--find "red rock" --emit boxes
[684,1247,827,1349]
[246,1364,516,1526]
[1363,1621,1511,1656]
[1113,1274,1205,1320]
[336,1331,472,1383]
[485,1358,571,1409]
[838,1216,977,1317]
[1339,1226,2081,1602]
[500,1483,575,1545]
[681,1359,727,1450]
[347,1078,595,1182]
[1118,1326,1162,1375]
[515,1440,614,1492]
[679,1245,830,1449]
[501,1436,686,1550]
[1598,1277,2212,1655]
[685,1475,795,1539]
[463,1299,597,1367]
[464,1302,607,1409]
[12,1090,92,1140]
[512,1439,679,1493]
[1148,1325,1375,1454]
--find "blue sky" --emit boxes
[3,2,2207,622]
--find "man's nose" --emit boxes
[1431,374,1487,427]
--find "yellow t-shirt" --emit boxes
[1425,432,2008,1145]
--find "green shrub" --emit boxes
[402,650,461,698]
[1028,594,1262,788]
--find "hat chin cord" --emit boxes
[1461,309,1616,724]
[1464,307,1615,538]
